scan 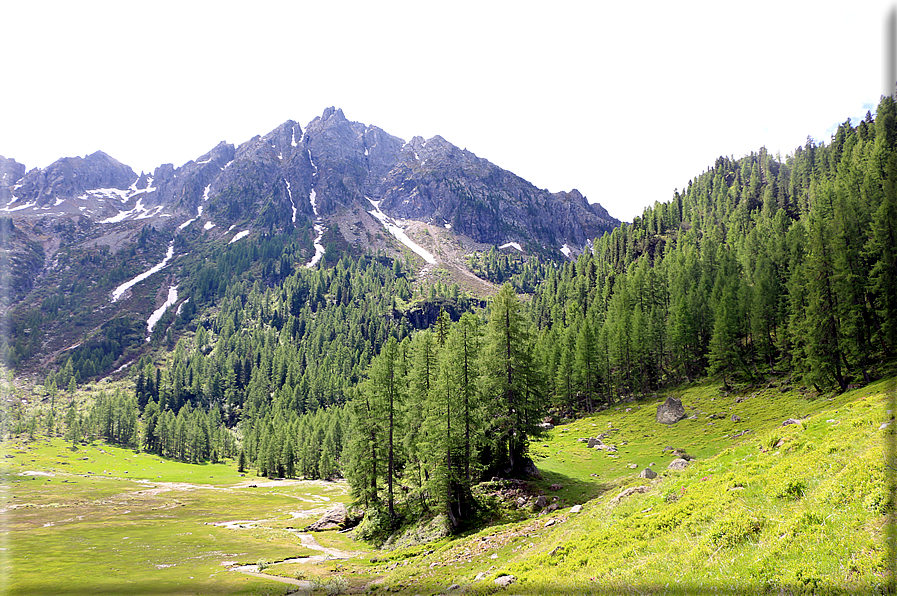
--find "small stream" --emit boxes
[228,531,358,589]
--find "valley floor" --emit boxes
[3,378,894,594]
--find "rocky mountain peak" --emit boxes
[15,151,136,206]
[321,106,347,122]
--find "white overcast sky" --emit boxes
[1,1,894,222]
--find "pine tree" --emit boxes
[481,284,544,477]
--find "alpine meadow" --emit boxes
[1,97,896,595]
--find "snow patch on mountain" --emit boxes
[99,198,147,223]
[146,284,178,335]
[1,201,37,212]
[367,198,437,265]
[111,242,175,302]
[305,224,326,268]
[285,179,296,223]
[229,230,250,244]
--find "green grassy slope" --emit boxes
[363,379,894,595]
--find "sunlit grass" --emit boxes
[3,437,354,594]
[366,379,894,594]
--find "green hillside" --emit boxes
[338,379,894,594]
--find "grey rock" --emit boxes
[731,414,742,422]
[474,572,488,581]
[521,456,542,479]
[570,504,583,513]
[782,418,802,426]
[639,468,658,479]
[656,397,686,424]
[305,503,348,531]
[587,437,603,448]
[446,583,461,591]
[667,458,690,470]
[610,485,651,505]
[494,575,516,588]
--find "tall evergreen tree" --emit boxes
[481,284,544,477]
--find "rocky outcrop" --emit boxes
[656,397,686,424]
[378,135,618,251]
[305,503,348,531]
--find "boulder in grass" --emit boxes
[639,468,658,479]
[656,397,686,424]
[667,458,690,471]
[305,503,348,531]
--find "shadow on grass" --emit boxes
[532,468,618,505]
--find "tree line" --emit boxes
[529,97,897,406]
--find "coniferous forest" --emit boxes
[26,96,897,538]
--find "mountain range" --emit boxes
[0,107,619,377]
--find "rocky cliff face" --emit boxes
[0,156,26,204]
[375,135,617,249]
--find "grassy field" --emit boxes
[3,378,894,594]
[3,438,358,595]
